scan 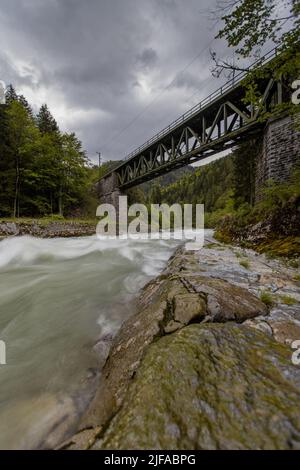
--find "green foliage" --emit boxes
[279,294,298,305]
[5,84,18,105]
[0,86,94,218]
[36,104,59,134]
[208,1,300,252]
[215,162,300,257]
[6,100,41,217]
[47,214,65,221]
[0,102,14,215]
[260,290,273,306]
[239,259,250,269]
[233,140,258,207]
[142,166,194,196]
[289,259,300,268]
[219,162,300,224]
[149,184,163,204]
[205,190,236,227]
[217,0,299,57]
[126,187,146,205]
[215,0,300,118]
[153,155,234,223]
[142,151,259,230]
[256,165,300,213]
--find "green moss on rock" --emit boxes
[96,323,300,450]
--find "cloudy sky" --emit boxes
[0,0,250,164]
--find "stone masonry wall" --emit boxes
[96,171,124,218]
[96,172,120,201]
[255,114,300,201]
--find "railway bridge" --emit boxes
[97,48,299,205]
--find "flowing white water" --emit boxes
[0,235,182,449]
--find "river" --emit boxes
[0,234,182,449]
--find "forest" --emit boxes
[0,85,97,218]
[0,83,250,221]
[0,83,299,237]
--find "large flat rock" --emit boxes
[95,323,300,450]
[62,242,300,450]
[79,266,267,432]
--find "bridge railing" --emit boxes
[121,47,278,163]
[100,47,279,179]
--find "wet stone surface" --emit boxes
[63,235,300,450]
[94,323,300,450]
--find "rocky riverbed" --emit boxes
[0,220,96,238]
[60,234,300,450]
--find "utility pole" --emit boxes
[97,152,101,178]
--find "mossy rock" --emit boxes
[80,263,267,436]
[256,237,300,258]
[96,323,300,450]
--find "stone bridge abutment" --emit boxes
[96,172,123,214]
[255,114,300,201]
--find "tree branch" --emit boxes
[210,50,250,79]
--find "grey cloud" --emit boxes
[137,48,158,69]
[172,71,206,91]
[0,0,230,162]
[0,52,37,89]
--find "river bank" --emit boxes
[0,219,96,238]
[1,231,299,449]
[61,234,300,450]
[214,196,300,258]
[0,235,180,449]
[1,218,299,260]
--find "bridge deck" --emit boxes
[101,48,282,189]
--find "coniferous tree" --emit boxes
[58,132,88,215]
[5,84,18,105]
[36,104,59,134]
[18,94,34,118]
[149,184,162,204]
[232,141,258,208]
[36,103,63,214]
[0,87,92,218]
[0,103,14,215]
[6,101,39,217]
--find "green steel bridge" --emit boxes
[100,48,286,191]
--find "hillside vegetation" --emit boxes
[0,86,100,219]
[135,143,300,257]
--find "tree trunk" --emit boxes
[13,155,19,218]
[58,183,63,216]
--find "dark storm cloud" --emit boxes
[0,0,229,162]
[137,48,158,69]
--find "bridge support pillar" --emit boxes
[255,114,300,201]
[96,171,124,215]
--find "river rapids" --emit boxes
[0,234,182,449]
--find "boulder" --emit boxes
[79,271,268,436]
[95,323,300,450]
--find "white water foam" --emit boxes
[0,234,183,448]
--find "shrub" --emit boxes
[260,291,273,307]
[239,259,250,269]
[279,295,298,305]
[49,214,65,221]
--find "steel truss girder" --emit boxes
[114,77,280,188]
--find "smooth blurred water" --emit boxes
[0,235,181,449]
